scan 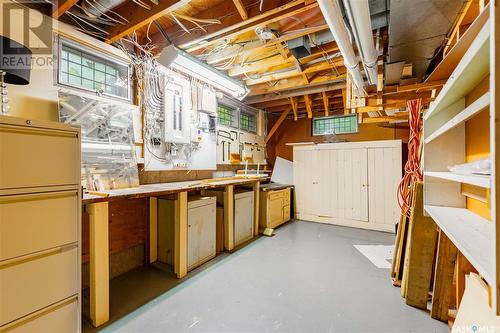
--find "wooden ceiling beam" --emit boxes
[206,24,328,65]
[105,0,186,43]
[322,91,329,116]
[290,96,298,121]
[177,0,315,52]
[304,95,313,118]
[244,57,344,86]
[232,0,248,19]
[253,92,342,109]
[52,0,79,18]
[245,82,345,104]
[265,100,343,113]
[249,72,346,96]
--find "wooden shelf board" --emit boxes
[424,92,490,144]
[424,22,490,121]
[425,171,490,188]
[424,205,493,284]
[425,8,490,83]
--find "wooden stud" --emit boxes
[265,108,291,143]
[304,95,313,118]
[87,202,109,327]
[174,191,188,278]
[224,185,235,251]
[149,197,158,263]
[52,0,79,18]
[404,182,439,309]
[290,97,298,121]
[253,181,260,236]
[431,231,458,322]
[321,91,329,116]
[245,82,344,104]
[105,0,185,43]
[232,0,248,19]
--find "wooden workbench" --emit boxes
[82,176,266,327]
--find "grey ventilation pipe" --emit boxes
[342,0,379,85]
[317,0,365,95]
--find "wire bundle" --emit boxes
[397,99,423,218]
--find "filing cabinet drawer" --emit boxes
[0,246,78,326]
[1,298,78,333]
[0,124,79,190]
[0,191,79,261]
[268,191,284,201]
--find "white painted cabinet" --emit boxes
[293,140,402,232]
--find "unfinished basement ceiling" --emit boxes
[388,0,463,80]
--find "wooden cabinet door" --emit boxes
[314,149,333,218]
[268,192,284,228]
[293,149,313,215]
[336,148,369,222]
[198,204,216,264]
[187,207,201,270]
[234,195,254,246]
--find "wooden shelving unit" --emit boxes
[423,6,499,314]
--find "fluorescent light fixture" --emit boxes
[158,45,249,100]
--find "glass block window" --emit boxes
[312,114,358,135]
[217,104,238,128]
[58,39,132,101]
[240,111,256,133]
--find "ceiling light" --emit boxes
[158,45,249,100]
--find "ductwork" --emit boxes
[342,0,379,85]
[317,0,365,95]
[81,0,127,18]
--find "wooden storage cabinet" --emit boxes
[259,188,291,229]
[293,140,402,232]
[158,196,217,271]
[0,116,81,332]
[233,191,254,246]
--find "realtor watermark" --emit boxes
[453,325,500,333]
[1,0,57,70]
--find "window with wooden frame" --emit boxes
[312,114,358,136]
[56,37,132,102]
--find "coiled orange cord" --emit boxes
[397,99,423,218]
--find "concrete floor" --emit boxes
[98,220,448,333]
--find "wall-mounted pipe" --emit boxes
[342,0,379,86]
[317,0,365,95]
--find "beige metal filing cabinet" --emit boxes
[158,196,216,271]
[204,189,254,247]
[0,116,81,332]
[259,187,291,229]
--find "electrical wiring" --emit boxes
[397,99,423,218]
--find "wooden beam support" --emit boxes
[105,0,185,43]
[149,197,158,264]
[232,0,248,19]
[249,73,346,96]
[252,181,260,236]
[224,185,235,251]
[246,82,345,104]
[174,191,188,278]
[322,91,329,116]
[290,96,298,121]
[304,95,313,118]
[265,108,291,143]
[431,231,458,322]
[52,0,79,18]
[87,202,109,327]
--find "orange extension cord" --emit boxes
[397,99,423,218]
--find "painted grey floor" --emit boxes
[101,220,448,333]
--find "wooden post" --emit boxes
[431,231,458,321]
[174,191,188,278]
[253,181,260,236]
[404,182,439,309]
[321,92,329,116]
[87,202,109,327]
[224,185,235,251]
[149,197,158,263]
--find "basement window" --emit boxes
[217,104,238,128]
[312,114,358,136]
[240,111,257,133]
[56,37,132,101]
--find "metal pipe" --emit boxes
[317,0,365,95]
[343,0,379,85]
